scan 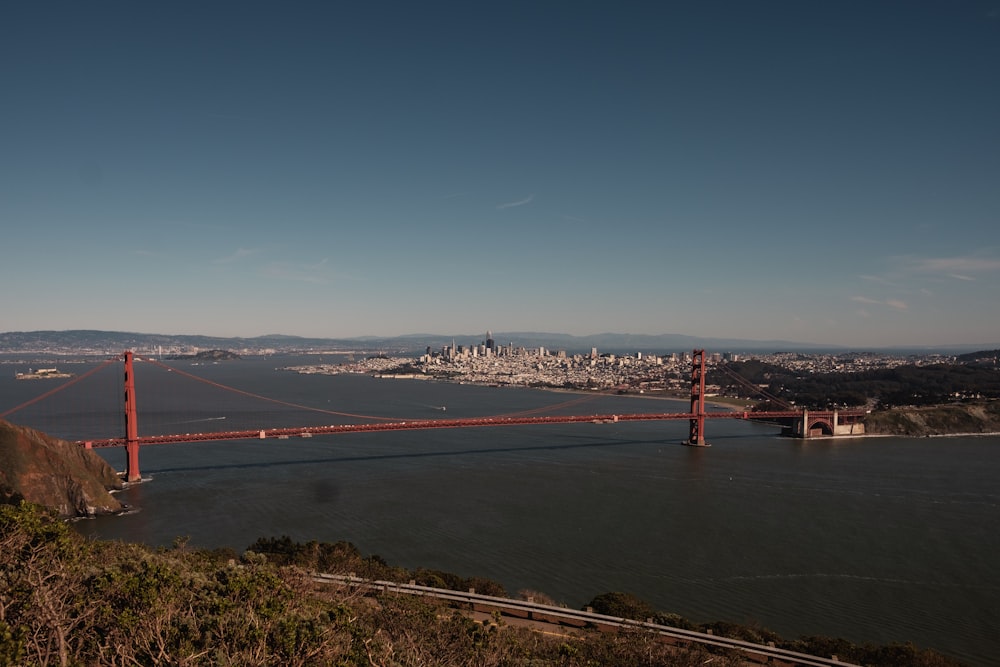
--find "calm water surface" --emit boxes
[3,356,998,665]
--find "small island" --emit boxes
[15,367,74,380]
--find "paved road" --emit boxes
[313,573,858,667]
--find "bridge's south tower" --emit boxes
[123,351,140,482]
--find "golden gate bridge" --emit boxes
[1,350,865,483]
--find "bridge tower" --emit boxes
[686,349,709,446]
[123,351,141,482]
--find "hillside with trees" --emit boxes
[711,359,1000,409]
[0,502,962,667]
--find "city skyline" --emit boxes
[2,2,999,348]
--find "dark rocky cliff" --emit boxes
[0,419,124,517]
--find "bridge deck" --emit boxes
[79,410,864,447]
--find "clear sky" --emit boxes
[2,2,998,348]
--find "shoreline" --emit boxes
[375,373,1000,440]
[378,373,749,411]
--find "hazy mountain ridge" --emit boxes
[0,329,995,356]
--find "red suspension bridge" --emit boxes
[2,350,865,483]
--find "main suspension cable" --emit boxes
[0,355,121,419]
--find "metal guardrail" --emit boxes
[313,573,857,667]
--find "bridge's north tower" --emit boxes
[686,349,708,446]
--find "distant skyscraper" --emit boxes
[486,330,495,350]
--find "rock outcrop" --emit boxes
[0,419,125,517]
[865,401,1000,436]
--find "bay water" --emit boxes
[3,355,997,665]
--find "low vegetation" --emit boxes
[585,592,961,667]
[864,401,1000,436]
[0,502,963,666]
[713,359,1000,409]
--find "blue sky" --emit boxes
[2,2,998,348]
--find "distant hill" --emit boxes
[1,329,995,356]
[0,329,837,355]
[0,330,339,354]
[956,349,1000,365]
[0,419,124,517]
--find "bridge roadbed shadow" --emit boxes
[142,432,698,476]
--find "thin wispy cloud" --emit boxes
[862,253,1000,287]
[858,274,899,287]
[214,247,260,264]
[914,256,1000,274]
[851,296,908,310]
[497,194,534,210]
